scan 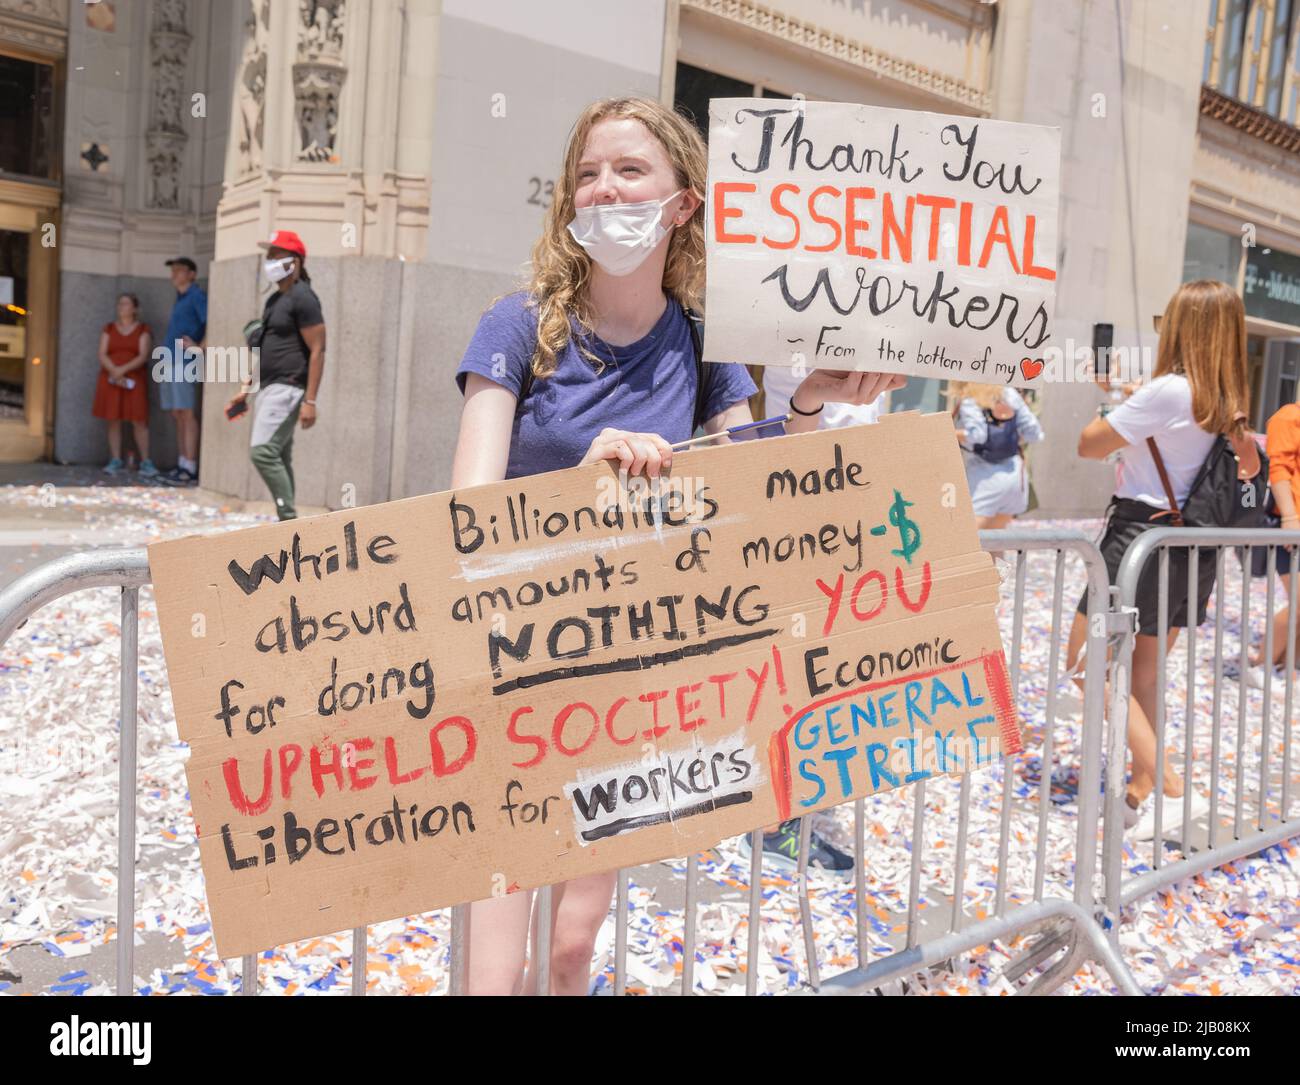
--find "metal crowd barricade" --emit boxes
[812,529,1137,995]
[0,532,1141,996]
[1103,527,1300,986]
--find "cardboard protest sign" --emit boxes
[703,98,1060,388]
[149,413,1019,957]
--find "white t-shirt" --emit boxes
[762,364,885,428]
[1106,374,1215,507]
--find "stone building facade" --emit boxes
[3,1,1299,519]
[0,0,240,465]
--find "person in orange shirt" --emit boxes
[1245,401,1300,685]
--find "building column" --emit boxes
[205,0,435,510]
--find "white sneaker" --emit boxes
[1122,795,1148,831]
[1129,791,1210,842]
[1065,648,1087,691]
[1251,663,1296,692]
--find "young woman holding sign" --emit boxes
[450,96,905,995]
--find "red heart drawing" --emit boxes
[1020,357,1045,381]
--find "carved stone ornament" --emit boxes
[679,0,992,113]
[150,0,187,35]
[146,131,185,210]
[236,0,269,175]
[0,0,69,54]
[145,0,192,208]
[298,0,345,62]
[294,0,346,162]
[294,62,344,162]
[0,0,64,22]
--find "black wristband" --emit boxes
[790,394,824,417]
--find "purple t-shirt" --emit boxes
[455,291,757,480]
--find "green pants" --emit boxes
[249,396,302,520]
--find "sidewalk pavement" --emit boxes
[1,475,1296,996]
[0,463,327,592]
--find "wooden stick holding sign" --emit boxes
[149,412,1019,958]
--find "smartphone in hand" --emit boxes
[225,397,249,421]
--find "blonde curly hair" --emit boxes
[946,381,1007,411]
[524,97,708,379]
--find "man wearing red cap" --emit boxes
[227,230,326,520]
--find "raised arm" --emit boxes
[702,398,753,438]
[955,399,987,449]
[1077,416,1126,460]
[786,370,907,435]
[1009,389,1044,444]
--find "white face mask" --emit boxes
[566,190,684,276]
[264,257,295,284]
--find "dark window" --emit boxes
[1243,245,1300,327]
[1280,370,1297,410]
[0,55,56,180]
[1265,0,1295,115]
[1203,0,1220,84]
[674,62,753,142]
[1183,221,1240,284]
[1217,0,1250,98]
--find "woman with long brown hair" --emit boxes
[450,97,904,995]
[1067,280,1252,842]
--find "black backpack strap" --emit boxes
[1145,436,1186,527]
[684,304,712,433]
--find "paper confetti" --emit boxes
[1,491,1296,995]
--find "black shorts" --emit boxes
[1245,520,1293,577]
[1075,498,1218,637]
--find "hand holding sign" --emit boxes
[579,427,675,477]
[789,369,910,421]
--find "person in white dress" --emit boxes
[948,382,1045,530]
[763,363,887,429]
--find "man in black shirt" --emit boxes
[227,229,326,520]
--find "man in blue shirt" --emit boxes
[158,256,207,485]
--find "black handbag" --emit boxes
[1149,418,1283,578]
[1146,415,1269,530]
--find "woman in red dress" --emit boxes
[92,293,155,476]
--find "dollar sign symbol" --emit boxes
[888,489,921,563]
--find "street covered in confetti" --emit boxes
[1,481,1295,996]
